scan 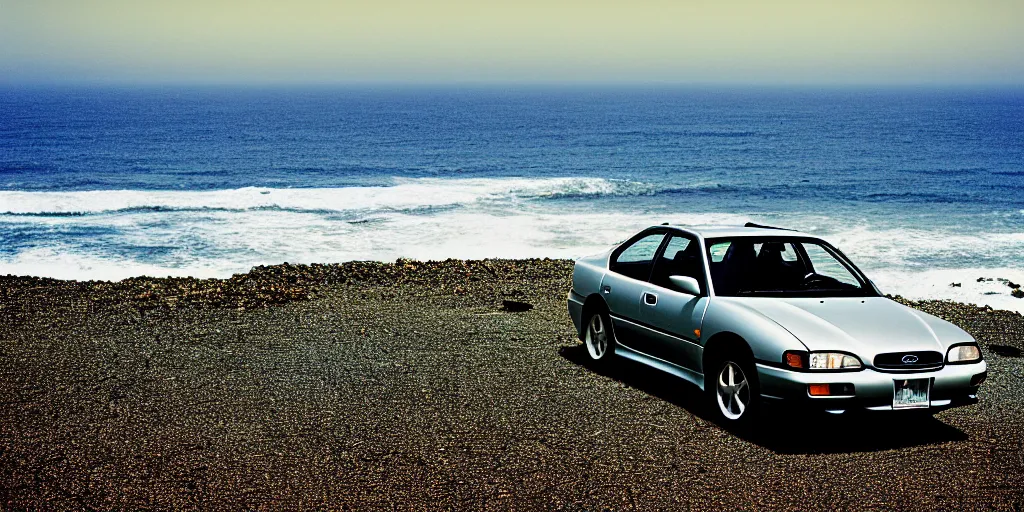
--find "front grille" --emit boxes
[874,351,943,371]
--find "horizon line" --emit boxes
[3,80,1023,89]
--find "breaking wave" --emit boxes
[1,177,1023,313]
[0,178,682,216]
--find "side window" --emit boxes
[709,242,731,263]
[802,243,860,286]
[650,235,705,293]
[780,243,798,262]
[662,236,691,260]
[610,233,665,281]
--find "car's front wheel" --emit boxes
[583,310,615,362]
[707,355,760,426]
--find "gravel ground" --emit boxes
[1,259,1023,510]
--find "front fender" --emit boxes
[906,306,976,347]
[700,298,808,365]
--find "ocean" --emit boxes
[1,86,1022,311]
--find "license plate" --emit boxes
[893,378,931,409]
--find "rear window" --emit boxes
[709,242,731,263]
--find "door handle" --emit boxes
[602,285,611,294]
[643,292,658,306]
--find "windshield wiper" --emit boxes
[735,289,791,295]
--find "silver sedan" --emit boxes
[567,223,987,425]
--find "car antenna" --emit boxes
[744,222,793,231]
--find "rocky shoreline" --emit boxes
[0,258,573,312]
[4,258,1021,316]
[2,259,1023,509]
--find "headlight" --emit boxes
[947,343,982,364]
[783,351,862,370]
[809,352,862,370]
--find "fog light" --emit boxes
[808,383,855,396]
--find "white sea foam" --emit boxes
[2,177,1022,313]
[802,224,1024,313]
[0,247,232,282]
[0,177,666,216]
[868,267,1024,314]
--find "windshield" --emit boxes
[705,237,876,297]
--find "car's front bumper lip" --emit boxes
[756,360,987,412]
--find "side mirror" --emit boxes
[669,275,701,296]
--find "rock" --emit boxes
[950,282,961,288]
[1007,281,1020,289]
[501,300,534,312]
[1012,288,1024,299]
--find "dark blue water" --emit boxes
[1,86,1022,309]
[4,86,1022,197]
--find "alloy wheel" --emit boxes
[716,361,750,420]
[585,314,608,360]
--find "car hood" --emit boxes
[722,296,968,356]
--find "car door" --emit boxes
[638,233,709,373]
[601,230,667,355]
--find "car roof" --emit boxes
[659,224,816,239]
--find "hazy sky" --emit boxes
[2,0,1022,84]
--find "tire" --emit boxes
[583,309,616,362]
[706,352,760,427]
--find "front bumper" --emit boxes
[757,360,987,413]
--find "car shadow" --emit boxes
[559,344,969,455]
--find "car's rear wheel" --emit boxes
[707,354,760,426]
[584,310,615,362]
